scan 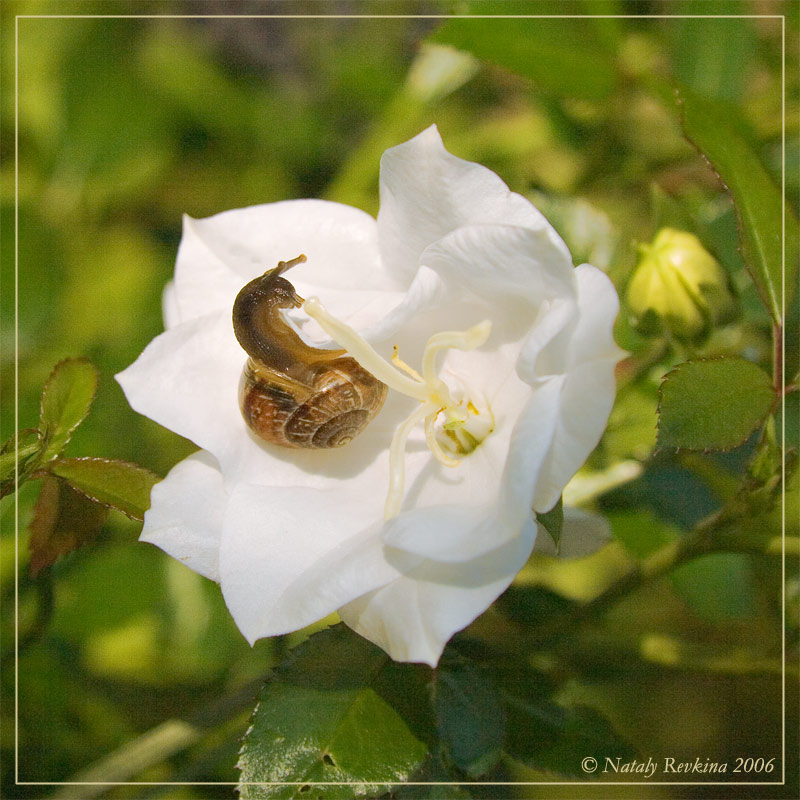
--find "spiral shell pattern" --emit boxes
[239,356,387,448]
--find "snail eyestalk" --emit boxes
[276,253,307,273]
[303,297,494,519]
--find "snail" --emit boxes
[232,255,387,448]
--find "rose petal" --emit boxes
[421,223,576,305]
[530,267,622,512]
[382,503,524,565]
[566,264,627,367]
[289,285,407,347]
[218,482,408,643]
[500,376,564,515]
[116,313,245,460]
[532,359,617,513]
[508,265,622,513]
[358,265,447,343]
[339,519,536,666]
[378,125,565,279]
[161,280,181,329]
[171,215,245,325]
[516,296,578,385]
[181,199,392,298]
[140,450,226,581]
[168,199,396,327]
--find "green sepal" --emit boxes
[536,496,564,553]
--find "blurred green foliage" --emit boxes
[1,1,797,798]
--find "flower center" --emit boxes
[303,297,494,519]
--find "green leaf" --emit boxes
[39,358,98,462]
[434,653,505,778]
[677,87,799,323]
[670,14,756,103]
[504,694,636,777]
[49,457,160,520]
[431,19,617,100]
[536,496,563,552]
[237,625,430,799]
[657,358,775,451]
[394,754,473,798]
[29,476,110,576]
[0,428,44,497]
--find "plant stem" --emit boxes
[773,321,783,392]
[50,676,265,799]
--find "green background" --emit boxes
[1,1,797,798]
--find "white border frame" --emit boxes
[10,7,791,796]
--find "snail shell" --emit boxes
[232,255,387,448]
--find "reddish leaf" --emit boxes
[29,476,110,576]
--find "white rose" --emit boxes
[117,126,623,666]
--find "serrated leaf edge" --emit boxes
[674,87,785,324]
[655,356,775,454]
[236,626,429,796]
[237,627,392,794]
[48,456,160,520]
[39,357,99,461]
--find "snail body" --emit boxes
[232,255,387,448]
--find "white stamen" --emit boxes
[304,297,428,402]
[385,402,436,519]
[392,346,423,382]
[304,297,493,520]
[422,321,492,386]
